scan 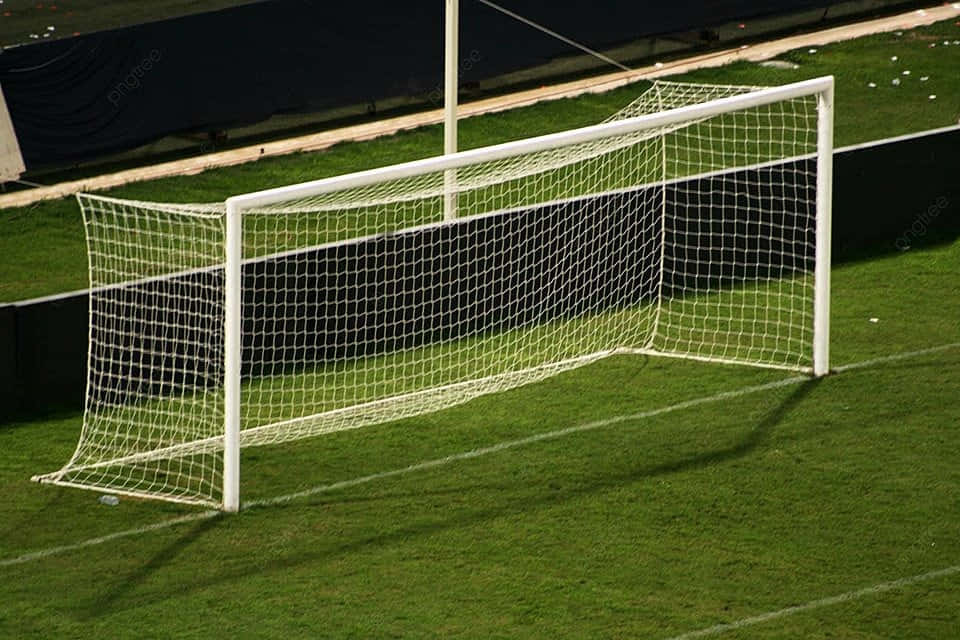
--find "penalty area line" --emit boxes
[663,564,960,640]
[245,374,808,508]
[1,341,958,569]
[0,511,220,568]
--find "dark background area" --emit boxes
[1,126,956,420]
[0,0,927,170]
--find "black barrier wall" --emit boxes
[1,126,957,419]
[76,165,809,407]
[0,0,919,169]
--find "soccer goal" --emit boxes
[34,76,834,511]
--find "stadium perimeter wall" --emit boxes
[0,0,922,169]
[0,125,957,419]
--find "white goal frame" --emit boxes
[218,75,834,512]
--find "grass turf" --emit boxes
[1,17,959,302]
[0,233,958,638]
[1,16,959,639]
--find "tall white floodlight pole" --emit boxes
[813,78,834,377]
[443,0,459,220]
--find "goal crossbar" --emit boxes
[227,76,834,211]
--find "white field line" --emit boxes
[246,374,809,508]
[0,511,219,568]
[2,342,958,569]
[663,564,960,640]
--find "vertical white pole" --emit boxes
[223,199,242,512]
[813,79,834,377]
[443,0,459,220]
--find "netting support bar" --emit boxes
[223,199,242,512]
[813,79,834,377]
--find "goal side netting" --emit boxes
[34,78,832,508]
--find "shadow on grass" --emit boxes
[81,514,224,621]
[0,406,82,431]
[80,378,820,615]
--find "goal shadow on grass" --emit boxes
[79,377,820,615]
[80,513,224,621]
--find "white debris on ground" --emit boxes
[760,60,799,69]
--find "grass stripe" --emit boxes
[664,564,960,640]
[1,342,957,569]
[0,511,219,568]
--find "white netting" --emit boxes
[36,80,822,507]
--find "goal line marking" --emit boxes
[663,564,960,640]
[1,341,957,569]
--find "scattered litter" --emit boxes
[654,62,664,68]
[808,48,818,54]
[28,33,39,39]
[929,94,937,100]
[867,82,877,88]
[902,70,911,75]
[42,32,49,37]
[46,25,55,31]
[760,60,799,70]
[891,78,901,86]
[869,318,879,323]
[954,41,960,46]
[739,44,748,50]
[920,76,929,81]
[98,494,119,506]
[929,43,936,48]
[895,31,903,36]
[945,41,952,46]
[915,8,927,15]
[890,55,898,61]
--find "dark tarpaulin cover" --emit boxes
[1,0,847,168]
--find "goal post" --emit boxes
[814,82,834,377]
[35,76,834,511]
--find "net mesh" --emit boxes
[36,80,821,507]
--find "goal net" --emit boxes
[35,77,833,509]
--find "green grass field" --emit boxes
[2,234,958,638]
[1,15,959,640]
